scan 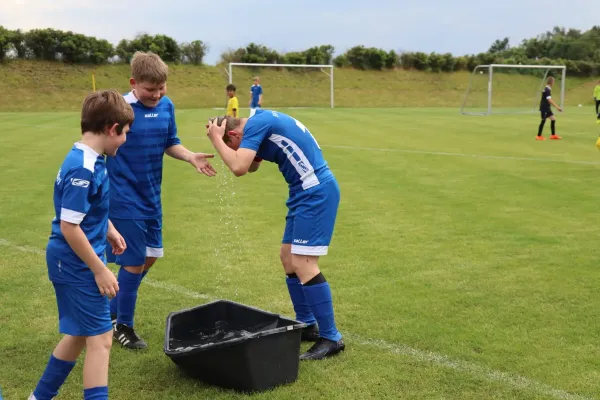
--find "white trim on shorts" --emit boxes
[291,245,328,256]
[146,247,164,258]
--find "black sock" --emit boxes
[304,272,327,286]
[538,120,546,136]
[551,120,556,135]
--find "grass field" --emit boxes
[2,106,600,399]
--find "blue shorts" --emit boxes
[106,217,163,267]
[283,178,340,256]
[53,282,112,337]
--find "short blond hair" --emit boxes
[81,90,134,135]
[131,51,168,84]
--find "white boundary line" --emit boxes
[320,144,600,166]
[0,238,594,400]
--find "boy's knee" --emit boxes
[280,244,294,272]
[144,257,157,270]
[86,331,113,352]
[123,265,145,274]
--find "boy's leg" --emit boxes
[537,111,546,138]
[282,197,318,341]
[288,179,344,361]
[111,218,163,350]
[82,330,112,400]
[549,114,561,139]
[33,283,111,399]
[32,335,84,400]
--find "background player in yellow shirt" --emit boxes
[226,84,239,118]
[593,80,600,122]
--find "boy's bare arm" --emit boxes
[60,221,107,274]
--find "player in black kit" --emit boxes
[537,76,562,141]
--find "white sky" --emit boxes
[1,0,597,64]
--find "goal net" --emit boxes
[226,63,334,109]
[460,64,566,115]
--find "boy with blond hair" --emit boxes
[249,76,263,117]
[30,90,133,400]
[106,51,216,350]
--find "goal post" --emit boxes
[460,64,566,115]
[226,62,335,108]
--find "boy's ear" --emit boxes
[106,122,120,136]
[129,77,136,87]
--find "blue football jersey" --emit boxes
[250,85,263,107]
[240,110,333,192]
[106,92,181,219]
[47,142,109,285]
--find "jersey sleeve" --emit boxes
[240,119,270,152]
[232,97,239,110]
[166,103,182,149]
[258,86,263,95]
[545,87,552,99]
[60,167,95,225]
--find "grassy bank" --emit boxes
[0,60,598,111]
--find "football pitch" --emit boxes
[1,107,600,399]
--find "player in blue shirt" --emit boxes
[30,90,133,400]
[106,51,216,350]
[249,76,263,117]
[206,110,345,360]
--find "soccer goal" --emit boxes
[226,62,335,108]
[460,64,566,115]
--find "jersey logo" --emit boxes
[71,178,90,188]
[55,168,62,185]
[145,113,159,118]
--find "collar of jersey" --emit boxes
[74,142,101,159]
[124,91,138,104]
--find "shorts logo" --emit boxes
[293,239,309,244]
[71,178,90,188]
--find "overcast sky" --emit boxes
[1,0,598,64]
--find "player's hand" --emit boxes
[107,228,126,255]
[94,267,119,298]
[206,118,227,143]
[189,152,216,176]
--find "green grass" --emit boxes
[1,60,599,111]
[2,107,600,399]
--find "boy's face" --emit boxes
[104,123,130,156]
[131,78,166,108]
[227,90,235,98]
[253,78,259,85]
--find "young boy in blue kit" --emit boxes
[29,90,133,400]
[206,110,345,361]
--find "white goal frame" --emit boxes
[226,62,335,108]
[460,64,566,115]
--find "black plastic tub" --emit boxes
[164,300,307,393]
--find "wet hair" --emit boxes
[208,116,240,143]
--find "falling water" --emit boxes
[213,159,244,298]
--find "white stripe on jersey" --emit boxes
[268,134,320,190]
[74,142,99,172]
[60,208,86,224]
